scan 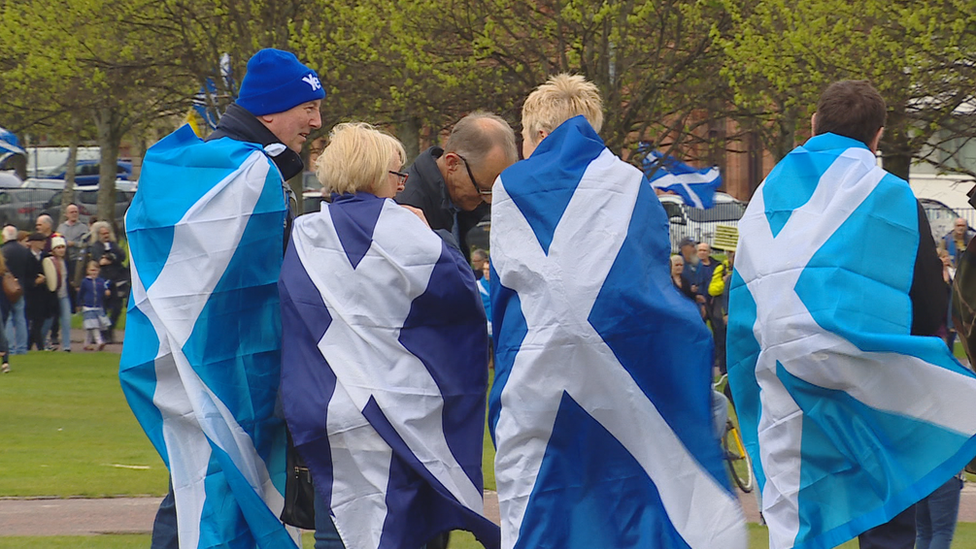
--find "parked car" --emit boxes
[0,188,59,229]
[660,192,747,252]
[42,159,132,186]
[40,187,136,228]
[0,172,22,189]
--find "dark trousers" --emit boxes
[916,476,963,549]
[859,504,916,549]
[151,483,178,549]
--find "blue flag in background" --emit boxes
[728,133,976,549]
[120,125,297,549]
[489,116,745,549]
[642,149,721,208]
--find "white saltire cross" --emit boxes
[491,149,745,549]
[291,202,484,549]
[735,147,976,549]
[128,149,295,549]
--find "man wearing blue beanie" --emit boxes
[129,48,325,549]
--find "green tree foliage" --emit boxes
[718,0,976,181]
[0,0,197,225]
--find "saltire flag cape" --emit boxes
[489,115,746,549]
[728,132,976,549]
[279,193,499,549]
[642,149,722,209]
[120,125,298,549]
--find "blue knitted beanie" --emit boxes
[236,49,326,116]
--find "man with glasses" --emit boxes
[396,111,518,262]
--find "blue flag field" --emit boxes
[728,132,976,549]
[120,125,297,549]
[279,193,499,549]
[489,116,746,549]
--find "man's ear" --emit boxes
[869,127,884,153]
[810,112,817,135]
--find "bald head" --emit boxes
[438,112,518,211]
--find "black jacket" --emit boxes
[911,201,949,337]
[395,146,489,262]
[2,241,33,288]
[206,103,302,248]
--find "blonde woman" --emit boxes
[279,123,495,549]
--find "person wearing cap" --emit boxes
[121,48,326,549]
[24,231,54,351]
[41,236,71,352]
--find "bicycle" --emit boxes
[714,375,755,493]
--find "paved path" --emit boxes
[4,485,976,536]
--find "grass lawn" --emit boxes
[5,353,976,548]
[0,351,166,497]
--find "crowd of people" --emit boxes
[0,208,129,371]
[112,45,976,549]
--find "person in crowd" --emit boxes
[56,203,89,309]
[77,260,109,351]
[489,74,745,547]
[88,221,126,344]
[24,232,53,351]
[478,256,492,343]
[678,237,703,315]
[2,225,30,355]
[708,247,735,374]
[944,217,975,267]
[939,248,957,350]
[42,237,71,352]
[694,242,720,307]
[34,214,60,346]
[471,248,488,280]
[16,231,28,247]
[670,254,696,302]
[0,249,13,372]
[280,122,496,549]
[728,80,976,549]
[120,48,325,549]
[395,112,518,262]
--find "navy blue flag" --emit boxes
[279,193,499,549]
[489,116,745,549]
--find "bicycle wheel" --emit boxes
[723,420,755,493]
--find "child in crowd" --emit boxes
[76,260,110,351]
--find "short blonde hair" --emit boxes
[522,74,603,143]
[315,123,406,196]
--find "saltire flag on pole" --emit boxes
[728,132,976,549]
[279,193,500,549]
[120,125,298,549]
[642,149,722,209]
[489,115,746,549]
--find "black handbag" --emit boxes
[280,431,316,529]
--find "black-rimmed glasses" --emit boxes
[389,170,409,186]
[456,154,492,196]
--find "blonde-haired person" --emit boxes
[283,121,496,549]
[88,220,127,344]
[520,73,603,159]
[489,74,747,547]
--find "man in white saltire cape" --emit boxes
[728,80,976,549]
[120,48,324,549]
[278,122,499,549]
[489,74,746,549]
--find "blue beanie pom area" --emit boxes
[236,49,326,116]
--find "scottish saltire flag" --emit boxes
[120,125,297,549]
[489,116,746,549]
[728,132,976,549]
[642,150,721,208]
[279,193,499,549]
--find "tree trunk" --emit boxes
[93,108,122,234]
[398,116,421,162]
[772,110,798,162]
[881,109,912,181]
[61,135,80,223]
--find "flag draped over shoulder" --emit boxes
[489,116,746,549]
[120,125,296,549]
[642,150,721,208]
[279,193,499,549]
[728,133,976,549]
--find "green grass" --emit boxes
[0,352,167,497]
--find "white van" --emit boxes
[659,192,746,252]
